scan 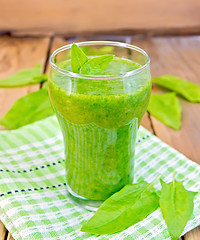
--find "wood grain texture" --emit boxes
[6,232,14,240]
[1,0,200,36]
[0,36,50,130]
[184,226,200,240]
[46,37,68,73]
[131,36,200,163]
[0,221,7,240]
[141,113,154,134]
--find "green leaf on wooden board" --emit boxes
[152,75,200,102]
[0,63,47,87]
[147,92,182,130]
[0,88,54,129]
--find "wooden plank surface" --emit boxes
[185,226,200,240]
[0,221,7,239]
[1,0,200,36]
[7,233,14,240]
[131,36,200,164]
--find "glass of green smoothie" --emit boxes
[49,41,151,210]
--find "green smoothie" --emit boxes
[49,57,151,200]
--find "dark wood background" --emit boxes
[1,0,200,36]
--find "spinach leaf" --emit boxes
[42,81,48,89]
[160,173,197,240]
[147,92,182,130]
[33,73,48,83]
[152,75,200,102]
[0,88,54,129]
[71,43,88,73]
[81,178,159,235]
[71,43,114,75]
[0,63,46,87]
[80,55,114,75]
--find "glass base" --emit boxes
[66,184,103,211]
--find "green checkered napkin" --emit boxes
[0,116,199,240]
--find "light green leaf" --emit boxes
[80,55,114,75]
[33,73,48,83]
[0,88,54,129]
[81,180,159,235]
[71,43,88,73]
[147,92,182,130]
[0,63,46,87]
[152,75,200,102]
[42,81,48,89]
[160,173,197,240]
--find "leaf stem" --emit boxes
[172,171,176,210]
[173,171,176,183]
[147,174,162,190]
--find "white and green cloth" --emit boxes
[0,116,199,240]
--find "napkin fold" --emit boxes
[0,116,199,240]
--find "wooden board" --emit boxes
[46,37,68,73]
[0,221,7,239]
[185,226,200,240]
[0,36,50,130]
[1,0,200,36]
[7,233,14,240]
[131,36,200,164]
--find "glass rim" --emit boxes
[49,41,150,80]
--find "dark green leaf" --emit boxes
[33,73,48,83]
[0,63,46,87]
[81,180,159,235]
[80,55,114,75]
[160,174,197,240]
[0,88,54,129]
[71,43,88,73]
[147,92,182,130]
[152,75,200,102]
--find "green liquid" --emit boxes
[49,57,151,200]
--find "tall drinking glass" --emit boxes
[49,41,151,210]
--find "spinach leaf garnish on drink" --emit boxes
[80,55,114,75]
[71,43,88,73]
[71,43,114,75]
